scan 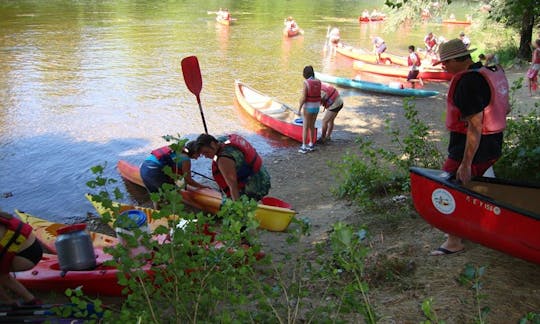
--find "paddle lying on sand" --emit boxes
[181,56,208,134]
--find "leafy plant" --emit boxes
[420,297,446,324]
[332,98,443,208]
[458,264,490,324]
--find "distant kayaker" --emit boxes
[430,39,510,256]
[0,210,43,306]
[284,16,297,30]
[371,36,387,63]
[407,45,422,87]
[328,27,341,46]
[140,141,209,195]
[218,8,230,21]
[424,32,437,54]
[318,83,344,144]
[298,65,321,154]
[195,133,271,201]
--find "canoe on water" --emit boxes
[283,27,303,37]
[216,16,236,25]
[335,46,424,66]
[353,60,452,81]
[314,72,439,98]
[234,80,316,143]
[116,160,297,232]
[442,19,471,25]
[410,167,540,265]
[15,209,118,253]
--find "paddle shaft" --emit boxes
[192,170,215,182]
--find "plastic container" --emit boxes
[55,224,96,271]
[115,210,150,257]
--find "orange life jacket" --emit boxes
[446,66,509,134]
[212,134,262,197]
[0,216,32,273]
[304,78,321,109]
[321,83,339,108]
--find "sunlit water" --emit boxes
[0,0,473,221]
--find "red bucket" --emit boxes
[260,197,292,209]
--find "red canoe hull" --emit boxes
[410,167,540,264]
[234,80,316,143]
[353,60,452,81]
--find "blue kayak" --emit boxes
[315,72,439,98]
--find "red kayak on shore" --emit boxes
[14,247,152,296]
[410,167,540,265]
[234,80,315,143]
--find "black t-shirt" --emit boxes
[447,62,504,163]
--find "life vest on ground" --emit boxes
[0,215,32,273]
[321,83,339,108]
[212,134,262,197]
[446,66,509,134]
[304,78,321,109]
[407,52,421,67]
[151,146,183,175]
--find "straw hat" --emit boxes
[433,38,476,65]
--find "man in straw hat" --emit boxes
[430,39,511,256]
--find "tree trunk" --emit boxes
[518,9,534,60]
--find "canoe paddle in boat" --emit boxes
[181,55,208,134]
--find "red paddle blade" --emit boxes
[181,56,203,96]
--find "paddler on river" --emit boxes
[195,133,271,201]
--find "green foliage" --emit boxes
[420,297,446,324]
[332,99,443,208]
[520,312,540,324]
[495,89,540,182]
[458,264,490,324]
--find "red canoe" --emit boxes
[234,80,316,143]
[353,60,452,81]
[283,26,303,37]
[14,248,153,296]
[358,15,386,23]
[336,46,421,66]
[442,19,471,25]
[410,167,540,265]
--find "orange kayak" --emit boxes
[117,160,296,231]
[353,60,452,81]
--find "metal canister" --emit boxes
[55,223,96,271]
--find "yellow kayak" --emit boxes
[15,209,118,254]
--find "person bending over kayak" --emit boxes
[0,210,43,306]
[140,141,209,194]
[318,83,343,144]
[195,133,271,201]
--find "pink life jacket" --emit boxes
[407,52,421,67]
[321,83,339,108]
[446,66,509,134]
[304,78,321,109]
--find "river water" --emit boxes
[0,0,472,222]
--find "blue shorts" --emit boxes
[306,107,320,114]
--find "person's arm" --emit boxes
[456,111,483,184]
[0,273,35,302]
[298,82,307,115]
[217,157,240,201]
[181,160,208,189]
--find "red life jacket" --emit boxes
[533,49,540,64]
[0,216,33,273]
[426,37,437,49]
[304,78,321,109]
[321,83,339,108]
[407,52,421,67]
[212,134,262,197]
[446,66,509,134]
[150,146,183,175]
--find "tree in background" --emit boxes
[487,0,539,60]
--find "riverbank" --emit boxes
[258,66,540,322]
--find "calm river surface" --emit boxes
[0,0,471,221]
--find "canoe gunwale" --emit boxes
[409,167,540,221]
